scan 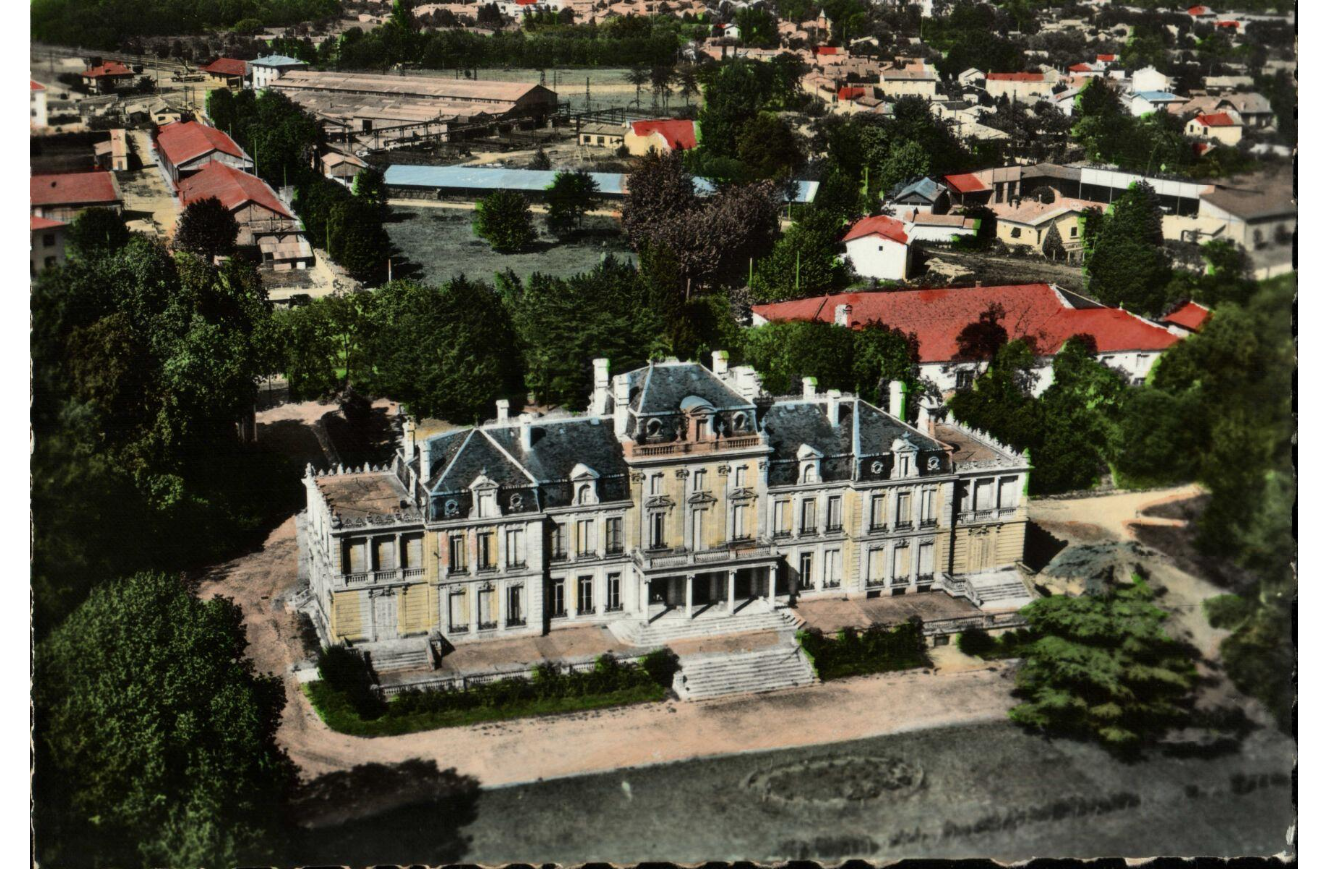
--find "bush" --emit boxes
[1205,593,1254,630]
[956,626,995,656]
[641,648,681,687]
[316,644,384,718]
[958,626,1033,659]
[473,189,536,252]
[798,618,929,680]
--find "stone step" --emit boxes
[618,607,799,646]
[675,644,817,701]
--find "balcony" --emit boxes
[959,507,1018,524]
[894,521,914,531]
[478,621,498,631]
[550,551,569,562]
[890,575,911,587]
[632,538,776,572]
[624,434,766,461]
[342,567,423,585]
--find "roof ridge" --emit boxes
[432,429,476,490]
[477,428,539,485]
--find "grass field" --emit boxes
[386,206,635,286]
[289,719,1294,864]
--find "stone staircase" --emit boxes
[674,642,817,701]
[361,637,433,673]
[967,568,1037,609]
[608,602,802,647]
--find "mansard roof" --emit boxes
[762,396,945,465]
[629,361,753,416]
[424,415,627,494]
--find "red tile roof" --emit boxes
[1162,301,1211,332]
[31,172,120,207]
[1195,112,1237,127]
[1216,20,1239,27]
[1096,54,1117,62]
[1068,63,1093,72]
[752,285,1181,362]
[177,162,291,218]
[816,46,840,55]
[156,121,246,167]
[200,57,247,77]
[31,215,66,231]
[944,172,989,194]
[83,60,133,78]
[843,215,909,246]
[30,80,45,91]
[630,119,696,150]
[838,86,867,100]
[1188,5,1211,14]
[986,72,1045,82]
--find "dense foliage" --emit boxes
[473,190,537,252]
[65,207,131,259]
[749,208,848,302]
[1010,574,1197,751]
[35,572,297,868]
[175,196,241,262]
[544,169,600,237]
[798,619,930,680]
[31,0,339,48]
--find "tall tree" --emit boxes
[1084,182,1172,314]
[473,190,537,252]
[65,207,130,259]
[750,208,846,302]
[544,169,600,238]
[174,196,240,262]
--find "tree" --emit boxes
[877,139,931,201]
[174,196,240,262]
[352,164,388,216]
[955,303,1009,363]
[1041,218,1065,259]
[529,145,552,170]
[750,208,845,302]
[34,571,297,867]
[1033,336,1127,493]
[741,320,856,395]
[851,321,921,408]
[544,169,600,238]
[473,190,536,252]
[735,6,778,47]
[736,113,805,181]
[625,64,650,107]
[622,150,698,249]
[368,277,525,422]
[1010,574,1198,752]
[65,207,130,258]
[1084,182,1172,314]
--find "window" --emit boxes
[578,576,595,614]
[478,586,496,629]
[918,541,935,579]
[733,465,748,487]
[1070,224,1079,238]
[974,478,994,510]
[774,500,791,536]
[477,532,495,570]
[649,473,663,495]
[43,233,55,247]
[576,483,594,505]
[576,518,594,556]
[867,547,886,584]
[596,135,604,144]
[897,454,911,477]
[649,512,666,548]
[691,508,707,548]
[692,469,706,492]
[870,494,887,529]
[896,491,913,528]
[44,255,57,269]
[507,584,524,625]
[346,540,367,574]
[447,535,466,573]
[800,498,817,534]
[998,476,1019,510]
[551,523,567,559]
[448,588,469,631]
[505,527,525,567]
[1011,226,1022,239]
[732,503,749,539]
[827,495,843,531]
[798,552,814,589]
[921,488,937,525]
[605,517,623,554]
[892,544,911,580]
[403,534,423,569]
[551,578,566,617]
[955,369,976,390]
[606,573,622,611]
[824,549,842,587]
[802,464,816,483]
[477,489,497,518]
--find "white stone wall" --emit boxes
[844,235,910,280]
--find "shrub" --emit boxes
[956,626,996,656]
[473,189,536,252]
[1204,593,1253,630]
[316,645,384,718]
[798,618,929,680]
[641,648,681,687]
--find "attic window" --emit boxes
[477,490,497,518]
[576,483,597,506]
[646,418,663,438]
[733,412,748,432]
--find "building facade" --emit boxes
[303,356,1031,648]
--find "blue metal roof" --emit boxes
[1135,91,1181,101]
[384,165,820,204]
[251,54,307,67]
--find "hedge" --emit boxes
[797,618,930,681]
[956,626,1033,660]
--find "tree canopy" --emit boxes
[1084,182,1173,315]
[174,196,240,262]
[473,190,537,252]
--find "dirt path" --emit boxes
[1028,484,1206,545]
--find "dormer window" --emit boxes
[646,418,663,438]
[797,443,823,485]
[802,465,816,484]
[576,484,594,505]
[570,463,600,506]
[732,412,748,432]
[477,490,497,518]
[891,437,918,480]
[470,473,499,518]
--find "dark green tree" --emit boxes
[1084,182,1172,314]
[473,190,537,252]
[65,206,131,258]
[544,169,601,238]
[750,208,846,301]
[740,320,856,395]
[736,113,805,181]
[174,196,240,262]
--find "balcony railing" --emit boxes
[506,618,526,628]
[344,571,370,585]
[894,521,914,531]
[919,519,938,529]
[624,434,765,460]
[343,567,423,585]
[959,507,1018,523]
[478,621,498,631]
[632,538,775,571]
[890,575,911,587]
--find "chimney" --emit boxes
[590,358,611,415]
[496,398,510,422]
[612,375,630,438]
[712,349,729,378]
[802,376,818,398]
[403,415,417,461]
[519,413,534,450]
[888,380,906,419]
[827,389,842,426]
[834,304,852,327]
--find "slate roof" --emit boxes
[890,176,945,204]
[251,54,307,68]
[762,400,857,461]
[631,361,752,415]
[1200,172,1295,221]
[428,428,533,493]
[488,418,627,482]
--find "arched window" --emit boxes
[802,465,815,483]
[577,484,593,505]
[733,412,748,432]
[646,418,663,437]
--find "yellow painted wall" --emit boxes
[331,589,368,642]
[396,581,436,636]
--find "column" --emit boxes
[727,570,736,613]
[767,564,777,602]
[468,583,479,634]
[394,532,402,575]
[685,574,694,619]
[638,575,649,616]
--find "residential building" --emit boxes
[30,216,66,277]
[985,71,1056,104]
[302,355,1032,648]
[752,284,1184,396]
[1185,111,1243,146]
[993,197,1102,260]
[624,119,697,155]
[177,162,314,270]
[842,214,912,281]
[155,120,253,185]
[199,57,247,89]
[1130,90,1186,116]
[248,54,308,90]
[1129,66,1173,94]
[93,129,130,172]
[321,148,369,188]
[30,171,122,221]
[577,121,627,149]
[81,60,135,93]
[30,80,47,129]
[145,99,184,126]
[888,177,950,214]
[1196,171,1296,277]
[878,65,938,100]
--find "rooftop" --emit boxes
[250,54,308,68]
[314,469,414,521]
[843,214,909,245]
[1201,171,1295,221]
[199,57,247,77]
[1162,301,1211,332]
[273,69,554,104]
[630,118,696,150]
[177,161,291,217]
[84,60,133,78]
[30,171,120,207]
[156,120,247,166]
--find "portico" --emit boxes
[636,561,783,622]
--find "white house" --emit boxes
[1129,66,1173,94]
[249,55,309,90]
[1129,90,1186,117]
[843,214,912,281]
[30,80,47,129]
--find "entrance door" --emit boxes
[372,590,397,640]
[970,533,991,571]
